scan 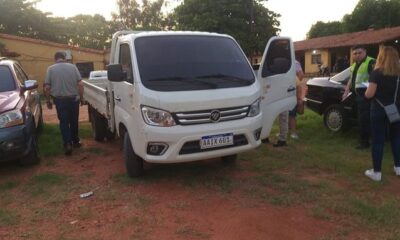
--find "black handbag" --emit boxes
[375,76,400,123]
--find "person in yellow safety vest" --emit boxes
[342,45,376,150]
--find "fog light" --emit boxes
[147,142,168,156]
[253,128,262,141]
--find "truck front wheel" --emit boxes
[123,132,144,177]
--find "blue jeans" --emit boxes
[370,102,400,172]
[356,88,371,145]
[54,97,80,145]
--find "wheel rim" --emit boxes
[326,109,343,131]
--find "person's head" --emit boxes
[351,45,367,63]
[54,51,66,62]
[374,45,400,76]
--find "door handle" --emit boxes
[287,86,296,92]
[115,97,121,102]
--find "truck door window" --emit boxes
[119,44,133,84]
[261,39,291,78]
[0,66,16,92]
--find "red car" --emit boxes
[0,58,42,164]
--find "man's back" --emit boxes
[45,62,81,97]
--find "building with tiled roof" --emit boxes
[294,27,400,75]
[0,33,107,89]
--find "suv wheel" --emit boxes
[20,128,40,165]
[324,104,348,132]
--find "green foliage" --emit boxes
[173,0,280,56]
[307,0,400,39]
[307,21,345,39]
[0,0,116,49]
[343,0,400,32]
[112,0,169,30]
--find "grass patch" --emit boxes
[26,172,68,197]
[38,123,92,157]
[175,225,210,239]
[0,209,20,226]
[0,181,18,191]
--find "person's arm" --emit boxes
[342,78,352,101]
[44,69,53,109]
[78,80,84,105]
[365,82,377,99]
[44,84,53,109]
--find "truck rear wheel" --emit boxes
[123,132,144,177]
[90,107,107,141]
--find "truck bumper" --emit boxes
[135,115,262,163]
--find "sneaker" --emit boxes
[364,169,381,181]
[64,143,72,156]
[273,140,287,147]
[73,142,82,148]
[394,166,400,176]
[290,133,299,139]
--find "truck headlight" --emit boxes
[248,99,261,117]
[141,106,176,127]
[0,109,24,129]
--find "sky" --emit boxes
[35,0,360,41]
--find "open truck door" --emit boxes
[258,37,296,140]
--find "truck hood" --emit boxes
[0,91,19,113]
[142,84,260,112]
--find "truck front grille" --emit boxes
[179,134,248,155]
[174,106,249,125]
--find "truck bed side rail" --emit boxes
[83,80,110,119]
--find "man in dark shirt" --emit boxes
[342,46,375,149]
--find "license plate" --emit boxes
[200,133,234,149]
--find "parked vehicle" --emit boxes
[84,31,296,177]
[305,67,357,132]
[0,58,42,164]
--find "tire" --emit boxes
[36,104,44,133]
[90,108,107,142]
[221,154,237,163]
[123,132,144,178]
[323,104,348,132]
[20,128,40,165]
[106,129,116,141]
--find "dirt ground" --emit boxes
[0,105,367,240]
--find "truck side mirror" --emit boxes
[107,64,126,82]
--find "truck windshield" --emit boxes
[0,66,16,92]
[135,35,255,91]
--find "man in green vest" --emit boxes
[342,45,375,149]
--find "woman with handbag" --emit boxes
[364,46,400,181]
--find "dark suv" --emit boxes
[0,58,42,164]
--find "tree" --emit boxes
[307,21,344,39]
[307,0,400,39]
[112,0,168,30]
[172,0,280,56]
[0,0,55,40]
[66,14,117,49]
[343,0,400,32]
